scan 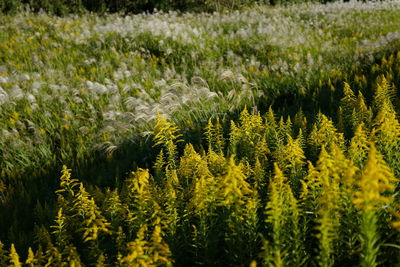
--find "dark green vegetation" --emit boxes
[1,0,344,14]
[2,0,255,14]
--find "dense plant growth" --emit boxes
[0,0,340,14]
[3,74,400,265]
[1,1,400,184]
[1,1,400,266]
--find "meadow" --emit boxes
[1,1,400,266]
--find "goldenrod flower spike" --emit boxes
[353,144,396,211]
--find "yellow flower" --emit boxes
[353,144,396,211]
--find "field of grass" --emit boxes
[1,1,400,266]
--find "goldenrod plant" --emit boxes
[125,168,156,237]
[353,144,397,267]
[153,115,183,169]
[308,113,345,158]
[205,118,225,155]
[9,244,21,267]
[313,147,342,267]
[0,242,9,266]
[1,101,400,265]
[372,76,396,112]
[230,108,269,163]
[371,100,400,175]
[264,163,303,266]
[25,247,37,267]
[348,123,370,169]
[121,219,173,267]
[275,134,306,187]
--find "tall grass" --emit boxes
[1,1,400,265]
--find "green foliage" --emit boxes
[0,0,262,14]
[0,0,352,14]
[2,2,400,266]
[0,242,9,266]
